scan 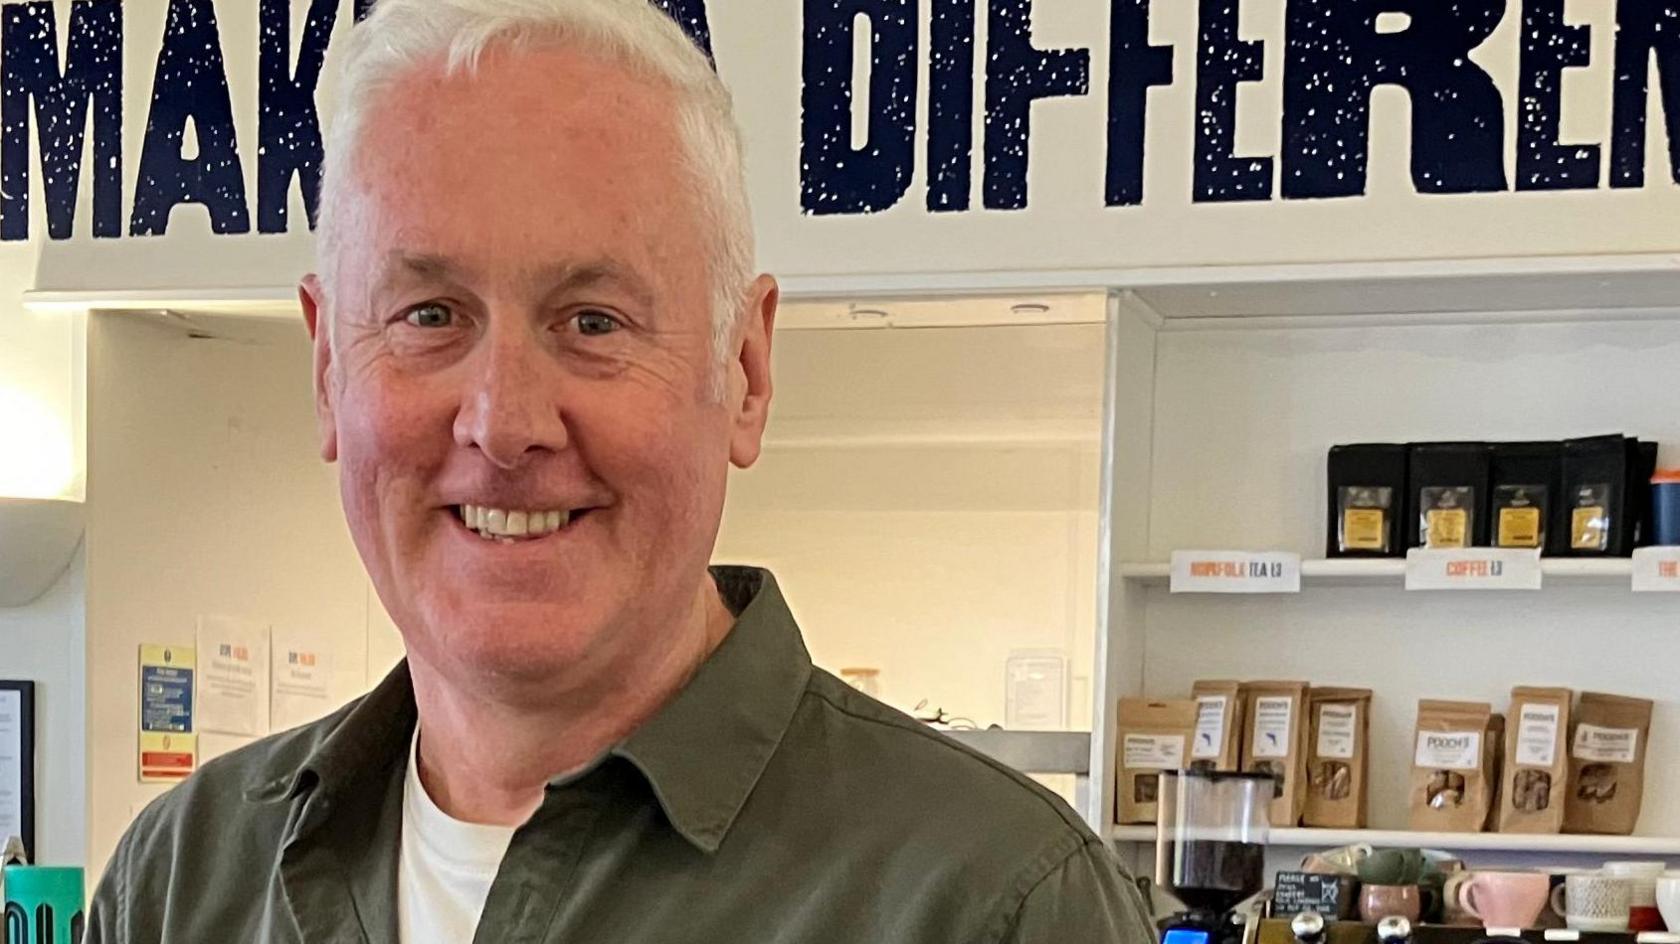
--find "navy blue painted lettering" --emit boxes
[0,0,122,241]
[800,0,918,215]
[1610,0,1680,187]
[258,0,338,233]
[130,0,250,235]
[1195,0,1272,201]
[927,0,975,211]
[1106,0,1174,206]
[1282,0,1508,198]
[984,0,1089,210]
[1518,0,1598,190]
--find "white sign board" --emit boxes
[1170,551,1301,594]
[1631,547,1680,593]
[1405,548,1542,591]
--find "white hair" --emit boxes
[315,0,756,368]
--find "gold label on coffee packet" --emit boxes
[1498,507,1542,548]
[1344,509,1386,551]
[1427,509,1469,548]
[1572,506,1607,550]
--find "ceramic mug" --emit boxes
[3,866,85,944]
[1655,873,1680,932]
[1551,871,1632,932]
[1442,871,1481,926]
[1606,862,1666,932]
[1457,870,1552,930]
[1362,884,1429,924]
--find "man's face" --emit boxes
[302,43,774,686]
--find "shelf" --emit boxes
[1117,559,1637,588]
[1111,825,1680,856]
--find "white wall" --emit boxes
[0,551,87,867]
[83,312,374,879]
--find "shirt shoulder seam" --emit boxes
[981,834,1100,944]
[801,683,1091,834]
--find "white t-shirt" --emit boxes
[398,730,518,944]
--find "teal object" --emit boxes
[4,866,84,944]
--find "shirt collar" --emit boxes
[611,566,811,854]
[247,566,813,857]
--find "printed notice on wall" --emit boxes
[0,689,22,846]
[1515,703,1561,767]
[1573,724,1638,764]
[196,615,270,738]
[1415,730,1482,771]
[1250,696,1294,759]
[271,644,333,732]
[1316,704,1357,760]
[1192,696,1227,760]
[139,644,197,783]
[1123,734,1186,770]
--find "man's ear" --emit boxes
[299,274,339,463]
[728,274,778,469]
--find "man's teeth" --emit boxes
[459,505,570,540]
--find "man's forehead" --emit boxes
[373,250,657,304]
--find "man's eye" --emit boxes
[574,311,623,336]
[404,304,453,329]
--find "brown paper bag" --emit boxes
[1116,698,1199,825]
[1409,699,1496,832]
[1242,681,1310,827]
[1498,687,1572,833]
[1189,680,1244,772]
[1304,687,1372,829]
[1564,692,1654,835]
[1485,712,1506,832]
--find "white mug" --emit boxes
[1654,874,1680,932]
[1552,872,1632,933]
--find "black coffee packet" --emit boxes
[1408,443,1491,549]
[1555,435,1627,556]
[1327,444,1407,557]
[1490,442,1561,550]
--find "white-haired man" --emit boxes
[87,1,1155,941]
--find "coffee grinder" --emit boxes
[1156,770,1274,944]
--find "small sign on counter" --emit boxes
[1405,548,1542,591]
[1632,547,1680,592]
[1169,551,1301,594]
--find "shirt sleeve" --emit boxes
[82,840,128,944]
[1001,839,1158,944]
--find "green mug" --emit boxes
[4,865,85,944]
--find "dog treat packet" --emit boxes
[1304,688,1372,829]
[1189,680,1245,772]
[1564,692,1654,835]
[1116,697,1198,825]
[1409,699,1496,832]
[1242,681,1310,827]
[1498,687,1572,833]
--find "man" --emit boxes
[87,0,1155,941]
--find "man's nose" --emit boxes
[452,320,570,468]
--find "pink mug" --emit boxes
[1458,871,1552,930]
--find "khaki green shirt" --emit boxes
[88,567,1153,943]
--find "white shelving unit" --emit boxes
[1086,257,1680,868]
[1109,827,1680,857]
[1116,559,1639,587]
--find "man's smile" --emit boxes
[451,503,599,543]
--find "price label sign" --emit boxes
[1632,547,1680,592]
[1405,548,1542,591]
[1169,551,1301,594]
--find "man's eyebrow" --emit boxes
[539,260,656,308]
[373,252,466,293]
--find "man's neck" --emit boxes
[407,574,739,827]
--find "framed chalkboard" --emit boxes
[0,681,35,859]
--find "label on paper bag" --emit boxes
[1515,703,1561,767]
[1498,507,1543,548]
[1405,548,1543,591]
[1124,733,1186,770]
[1415,730,1482,770]
[1344,509,1386,551]
[1573,724,1639,764]
[1316,704,1358,760]
[1192,696,1227,760]
[1251,696,1294,759]
[1170,551,1301,594]
[1632,547,1680,592]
